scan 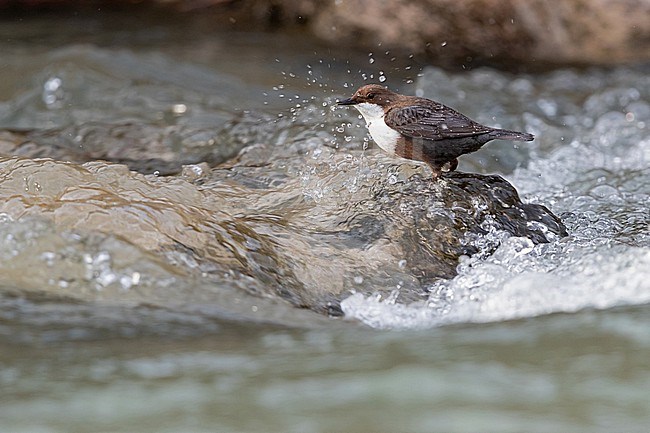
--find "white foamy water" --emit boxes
[342,67,650,329]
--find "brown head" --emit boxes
[337,84,401,107]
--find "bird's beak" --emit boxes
[337,97,357,106]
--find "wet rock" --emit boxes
[209,155,567,313]
[0,151,566,315]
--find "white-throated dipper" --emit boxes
[338,84,534,178]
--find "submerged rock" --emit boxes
[0,121,246,175]
[204,152,567,313]
[0,148,566,315]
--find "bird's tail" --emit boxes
[490,128,534,141]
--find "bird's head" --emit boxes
[337,84,400,107]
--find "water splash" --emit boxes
[1,40,648,330]
[341,66,650,329]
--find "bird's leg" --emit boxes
[428,164,443,180]
[439,159,458,173]
[428,159,457,180]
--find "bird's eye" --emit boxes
[366,93,376,99]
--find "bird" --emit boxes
[337,84,534,179]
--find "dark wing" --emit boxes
[384,102,492,141]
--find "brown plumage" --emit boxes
[338,84,534,178]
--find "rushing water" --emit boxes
[0,11,649,433]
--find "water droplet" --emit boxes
[379,75,386,83]
[171,103,187,115]
[44,77,61,92]
[42,76,64,107]
[441,41,447,47]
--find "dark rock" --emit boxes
[197,154,567,314]
[441,172,568,242]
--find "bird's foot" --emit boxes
[429,159,458,180]
[430,166,443,180]
[441,159,458,173]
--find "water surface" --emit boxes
[0,11,648,433]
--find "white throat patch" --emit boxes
[354,102,385,121]
[353,103,400,155]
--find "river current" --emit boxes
[0,12,648,433]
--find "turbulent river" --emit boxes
[0,11,648,433]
